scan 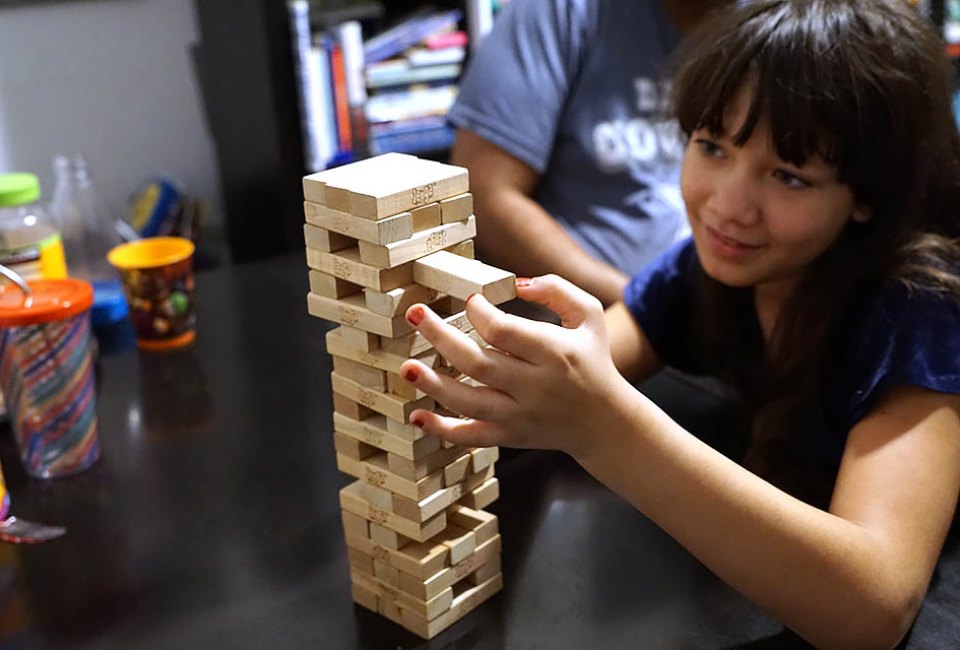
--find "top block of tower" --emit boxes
[302,153,415,206]
[323,157,470,220]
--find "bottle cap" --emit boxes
[0,174,41,208]
[0,279,94,326]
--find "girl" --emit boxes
[399,1,960,647]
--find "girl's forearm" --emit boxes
[573,380,918,648]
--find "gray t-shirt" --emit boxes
[448,0,687,277]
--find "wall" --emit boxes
[0,0,222,226]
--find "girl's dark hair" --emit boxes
[671,0,960,500]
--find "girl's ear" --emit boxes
[851,203,872,224]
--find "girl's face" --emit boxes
[680,86,871,300]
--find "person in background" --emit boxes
[402,1,960,646]
[449,0,732,307]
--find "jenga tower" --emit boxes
[302,153,514,639]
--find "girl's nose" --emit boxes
[705,170,761,226]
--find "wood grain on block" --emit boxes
[458,477,499,510]
[331,372,434,422]
[326,328,438,375]
[330,325,380,352]
[340,480,446,542]
[388,445,470,481]
[385,417,430,442]
[398,535,501,601]
[410,202,442,231]
[347,546,375,574]
[332,356,388,390]
[351,568,454,623]
[342,510,371,539]
[306,246,413,292]
[336,451,444,501]
[386,371,427,401]
[439,193,473,224]
[302,152,415,205]
[436,524,476,566]
[364,283,441,317]
[350,579,379,613]
[308,270,361,299]
[413,250,516,304]
[470,447,499,473]
[370,522,410,550]
[374,560,402,588]
[447,506,498,546]
[465,555,502,587]
[381,310,473,357]
[304,201,414,245]
[400,573,502,638]
[358,217,477,268]
[307,292,411,338]
[443,453,472,487]
[334,431,378,461]
[333,393,376,421]
[390,465,494,523]
[324,158,469,219]
[303,224,355,253]
[334,412,440,460]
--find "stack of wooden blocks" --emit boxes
[303,153,516,639]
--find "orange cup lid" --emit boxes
[0,279,94,326]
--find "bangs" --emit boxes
[672,0,915,177]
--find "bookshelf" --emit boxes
[194,0,490,262]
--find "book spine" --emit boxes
[370,122,455,156]
[286,0,322,171]
[306,43,336,169]
[329,41,354,156]
[363,9,464,65]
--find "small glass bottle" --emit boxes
[49,154,128,329]
[0,173,68,282]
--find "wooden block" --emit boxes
[336,451,444,501]
[304,200,414,245]
[308,292,411,338]
[388,446,470,481]
[303,224,355,253]
[334,431,378,461]
[360,482,394,511]
[387,371,427,401]
[458,478,499,510]
[331,372,434,422]
[351,579,379,613]
[370,522,411,550]
[399,534,501,601]
[449,239,475,259]
[305,246,413,291]
[346,531,447,581]
[334,412,438,458]
[399,572,503,638]
[324,158,469,219]
[436,524,477,566]
[413,250,516,305]
[385,417,427,442]
[342,510,370,539]
[466,555,501,587]
[326,327,439,375]
[308,270,361,299]
[347,546,375,574]
[332,356,388,390]
[410,202,442,231]
[391,466,494,524]
[443,453,472,487]
[470,447,499,473]
[340,480,447,542]
[374,560,401,588]
[333,393,375,421]
[329,325,380,353]
[440,193,473,224]
[302,153,415,204]
[358,217,477,268]
[364,283,441,317]
[351,568,454,623]
[447,506,498,546]
[381,310,474,357]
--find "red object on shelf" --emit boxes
[425,30,469,50]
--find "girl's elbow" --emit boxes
[844,588,924,649]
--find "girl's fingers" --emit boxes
[461,293,566,365]
[407,409,507,448]
[406,304,529,390]
[400,358,515,424]
[515,274,606,330]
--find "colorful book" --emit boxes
[363,9,463,65]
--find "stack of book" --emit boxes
[288,2,467,171]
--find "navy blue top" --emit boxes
[624,238,960,472]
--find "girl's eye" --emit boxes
[773,168,810,189]
[694,138,724,158]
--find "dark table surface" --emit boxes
[0,252,956,649]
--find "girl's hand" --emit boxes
[398,275,632,457]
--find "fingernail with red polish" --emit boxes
[516,277,533,288]
[411,417,425,429]
[403,367,419,383]
[407,306,424,326]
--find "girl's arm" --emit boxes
[605,301,663,383]
[399,275,960,649]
